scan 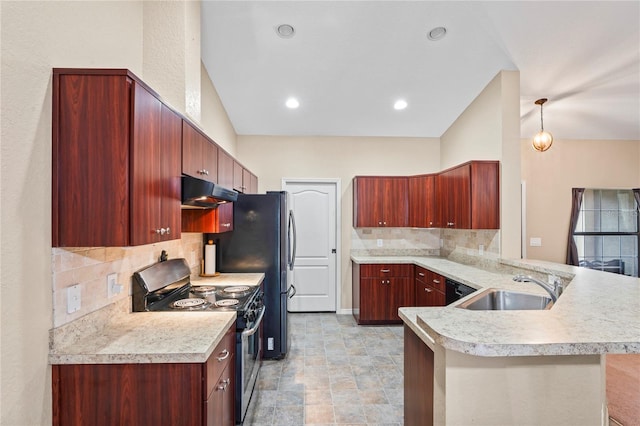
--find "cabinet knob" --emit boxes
[429,221,433,226]
[159,228,167,235]
[383,221,387,225]
[217,378,230,391]
[166,227,170,235]
[378,221,382,225]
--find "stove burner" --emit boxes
[190,285,218,296]
[215,299,239,307]
[171,298,210,310]
[218,285,253,298]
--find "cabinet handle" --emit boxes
[380,269,390,273]
[217,378,230,391]
[418,272,425,277]
[217,349,230,362]
[159,228,167,235]
[222,223,231,228]
[166,227,170,235]
[447,222,454,227]
[425,288,433,293]
[433,279,440,284]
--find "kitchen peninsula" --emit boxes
[352,255,640,425]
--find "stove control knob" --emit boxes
[246,311,256,322]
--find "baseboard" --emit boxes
[337,308,353,315]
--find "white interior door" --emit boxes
[284,179,338,312]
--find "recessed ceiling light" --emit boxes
[394,99,408,110]
[427,26,447,41]
[286,97,300,109]
[276,24,295,38]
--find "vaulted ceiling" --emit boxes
[201,1,640,141]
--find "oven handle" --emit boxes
[241,305,266,337]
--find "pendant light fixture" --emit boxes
[532,98,553,152]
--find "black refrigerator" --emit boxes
[214,191,296,360]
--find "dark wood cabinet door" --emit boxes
[388,277,414,321]
[217,203,234,232]
[182,120,202,179]
[359,278,388,322]
[404,325,434,426]
[218,149,234,189]
[159,105,182,241]
[130,83,162,245]
[353,177,384,227]
[382,177,408,227]
[470,161,500,229]
[53,363,203,426]
[452,164,471,229]
[408,175,438,227]
[53,73,131,247]
[182,121,217,183]
[416,282,445,307]
[233,161,244,192]
[249,172,258,194]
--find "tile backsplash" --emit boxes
[351,227,500,262]
[51,233,203,328]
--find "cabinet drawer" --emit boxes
[415,266,445,292]
[360,264,413,278]
[205,326,235,399]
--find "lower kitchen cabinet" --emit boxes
[52,326,235,426]
[352,263,414,324]
[404,324,434,426]
[415,266,446,307]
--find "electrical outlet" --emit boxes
[190,250,196,265]
[530,237,542,247]
[107,273,118,298]
[479,244,484,255]
[67,284,81,314]
[377,239,383,247]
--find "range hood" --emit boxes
[181,174,238,208]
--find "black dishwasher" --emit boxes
[445,278,477,305]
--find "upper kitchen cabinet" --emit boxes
[233,161,258,194]
[353,176,408,227]
[408,174,439,228]
[438,161,500,230]
[52,69,181,247]
[182,120,218,183]
[217,149,234,189]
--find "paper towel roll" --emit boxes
[204,243,216,275]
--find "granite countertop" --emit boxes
[49,273,265,365]
[352,255,640,357]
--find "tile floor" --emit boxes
[243,313,405,425]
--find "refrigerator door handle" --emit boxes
[288,210,297,271]
[287,284,296,299]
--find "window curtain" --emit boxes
[566,188,585,266]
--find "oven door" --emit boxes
[237,305,265,423]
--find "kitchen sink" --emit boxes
[455,288,553,311]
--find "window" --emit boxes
[571,189,639,277]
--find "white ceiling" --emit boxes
[201,1,640,141]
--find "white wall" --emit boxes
[200,62,238,156]
[237,135,441,308]
[440,71,522,259]
[0,2,144,424]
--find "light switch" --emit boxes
[376,239,383,247]
[67,284,81,313]
[530,237,542,247]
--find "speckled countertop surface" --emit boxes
[49,273,265,365]
[352,255,640,357]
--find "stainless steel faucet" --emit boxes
[512,275,562,302]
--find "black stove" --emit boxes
[131,257,264,424]
[132,258,263,323]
